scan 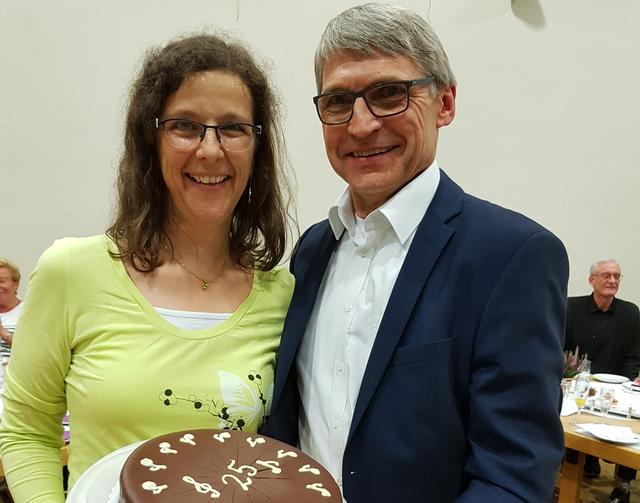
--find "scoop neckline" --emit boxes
[104,235,260,340]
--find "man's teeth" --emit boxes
[352,147,392,157]
[189,174,228,185]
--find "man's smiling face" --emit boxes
[319,50,455,216]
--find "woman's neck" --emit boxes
[0,297,20,314]
[164,221,233,271]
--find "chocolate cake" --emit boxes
[119,429,341,502]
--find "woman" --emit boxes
[0,33,294,502]
[0,258,22,353]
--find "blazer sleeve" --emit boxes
[457,229,568,502]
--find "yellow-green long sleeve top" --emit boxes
[0,235,294,502]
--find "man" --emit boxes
[565,259,640,503]
[0,258,23,354]
[269,3,569,502]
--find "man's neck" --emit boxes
[592,292,614,312]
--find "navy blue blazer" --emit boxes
[268,171,569,502]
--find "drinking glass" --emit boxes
[560,380,572,402]
[574,374,590,416]
[574,392,587,415]
[600,388,615,417]
[588,386,597,412]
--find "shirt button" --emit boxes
[332,420,339,430]
[345,304,353,312]
[336,363,344,373]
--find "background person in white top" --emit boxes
[268,3,569,502]
[0,258,23,352]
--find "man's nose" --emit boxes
[347,98,382,137]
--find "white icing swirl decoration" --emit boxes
[256,459,281,474]
[179,433,196,445]
[182,475,221,497]
[246,436,265,448]
[158,442,177,454]
[140,458,167,471]
[277,449,298,459]
[213,432,231,443]
[306,483,332,497]
[299,464,321,475]
[142,481,168,494]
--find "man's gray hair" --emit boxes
[314,2,456,94]
[589,259,621,276]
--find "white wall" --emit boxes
[1,0,639,304]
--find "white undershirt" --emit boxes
[154,306,231,330]
[296,163,440,492]
[0,302,24,332]
[0,302,23,357]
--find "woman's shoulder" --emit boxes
[43,234,109,255]
[36,234,113,276]
[254,266,294,295]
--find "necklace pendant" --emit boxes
[202,281,208,290]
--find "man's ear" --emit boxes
[437,85,456,128]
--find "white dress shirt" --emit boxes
[296,162,440,492]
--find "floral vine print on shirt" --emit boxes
[160,370,272,430]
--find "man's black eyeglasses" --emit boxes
[313,76,436,125]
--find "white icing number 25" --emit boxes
[227,460,257,476]
[222,474,252,491]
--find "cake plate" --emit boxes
[66,441,143,503]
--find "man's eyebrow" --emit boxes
[320,78,404,94]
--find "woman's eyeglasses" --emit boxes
[155,118,262,152]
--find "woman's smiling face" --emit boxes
[157,70,256,229]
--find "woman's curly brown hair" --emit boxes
[107,32,293,272]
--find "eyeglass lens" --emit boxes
[160,119,259,152]
[598,273,622,280]
[316,82,411,125]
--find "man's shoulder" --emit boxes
[438,172,556,242]
[297,220,332,249]
[568,295,592,303]
[615,297,640,314]
[288,220,333,274]
[462,192,546,234]
[567,295,592,308]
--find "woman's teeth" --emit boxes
[188,174,229,185]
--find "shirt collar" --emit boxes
[588,293,617,313]
[328,161,440,245]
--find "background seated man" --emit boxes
[565,258,640,503]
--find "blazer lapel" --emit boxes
[272,222,338,408]
[347,171,464,442]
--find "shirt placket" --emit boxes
[328,239,371,483]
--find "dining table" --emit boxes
[557,377,640,503]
